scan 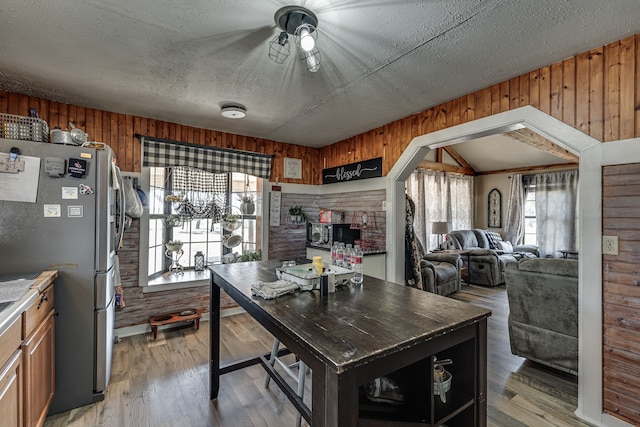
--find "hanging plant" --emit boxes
[238,194,256,215]
[163,215,182,227]
[238,175,256,215]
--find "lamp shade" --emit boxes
[431,221,449,235]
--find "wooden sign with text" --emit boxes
[322,157,382,184]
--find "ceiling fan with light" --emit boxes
[267,5,321,72]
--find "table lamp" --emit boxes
[431,221,449,250]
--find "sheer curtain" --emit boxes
[406,170,473,251]
[504,174,524,244]
[532,170,578,257]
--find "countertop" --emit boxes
[0,270,58,335]
[305,244,386,255]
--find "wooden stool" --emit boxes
[149,309,201,339]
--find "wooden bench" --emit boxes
[149,309,201,339]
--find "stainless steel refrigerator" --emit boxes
[0,138,125,414]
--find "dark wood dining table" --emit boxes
[209,259,491,426]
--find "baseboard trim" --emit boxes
[114,306,247,339]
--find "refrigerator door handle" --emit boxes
[114,165,126,251]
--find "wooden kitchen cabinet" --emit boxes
[22,282,55,427]
[0,351,23,427]
[0,271,56,427]
[0,315,23,427]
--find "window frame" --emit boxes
[137,167,264,288]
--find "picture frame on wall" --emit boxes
[488,188,501,228]
[283,157,302,179]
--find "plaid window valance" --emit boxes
[140,136,273,179]
[172,166,227,194]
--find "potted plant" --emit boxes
[288,205,306,224]
[238,194,255,215]
[239,249,262,262]
[165,239,183,252]
[222,213,242,231]
[163,214,182,227]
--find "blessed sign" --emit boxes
[323,157,382,184]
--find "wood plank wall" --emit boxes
[602,164,640,426]
[114,219,236,328]
[2,34,639,183]
[0,90,321,185]
[3,34,640,422]
[268,190,386,261]
[321,34,640,175]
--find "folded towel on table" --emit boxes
[251,280,299,300]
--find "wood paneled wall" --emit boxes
[114,219,236,328]
[322,34,640,176]
[267,190,386,261]
[2,34,639,184]
[0,91,321,185]
[3,34,640,422]
[602,164,640,426]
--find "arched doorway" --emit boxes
[383,105,610,424]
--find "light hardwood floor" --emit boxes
[44,285,593,427]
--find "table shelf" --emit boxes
[358,334,480,426]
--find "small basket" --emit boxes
[0,113,49,142]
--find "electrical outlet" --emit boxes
[602,235,619,255]
[382,201,387,211]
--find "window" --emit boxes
[523,187,536,246]
[522,170,578,257]
[405,170,474,251]
[146,167,261,281]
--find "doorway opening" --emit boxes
[384,105,602,423]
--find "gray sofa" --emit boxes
[504,258,578,375]
[420,253,462,296]
[448,229,539,287]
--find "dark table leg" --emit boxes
[477,319,488,427]
[210,274,221,400]
[313,365,359,426]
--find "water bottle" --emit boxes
[331,242,339,265]
[351,245,363,284]
[344,244,353,269]
[336,243,345,268]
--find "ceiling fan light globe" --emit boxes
[302,48,320,72]
[299,28,315,51]
[268,33,291,64]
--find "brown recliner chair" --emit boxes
[419,253,462,296]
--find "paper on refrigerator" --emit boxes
[0,153,40,202]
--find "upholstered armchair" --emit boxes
[505,258,578,374]
[448,229,538,287]
[419,253,462,296]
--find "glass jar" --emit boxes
[194,251,205,271]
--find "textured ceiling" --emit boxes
[0,0,639,149]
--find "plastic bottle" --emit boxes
[344,244,353,269]
[330,242,339,265]
[336,243,345,268]
[351,245,363,284]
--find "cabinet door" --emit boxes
[23,311,55,427]
[363,254,386,280]
[0,350,23,427]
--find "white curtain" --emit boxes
[406,170,473,251]
[533,170,578,257]
[504,174,524,244]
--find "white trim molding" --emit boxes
[385,105,636,427]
